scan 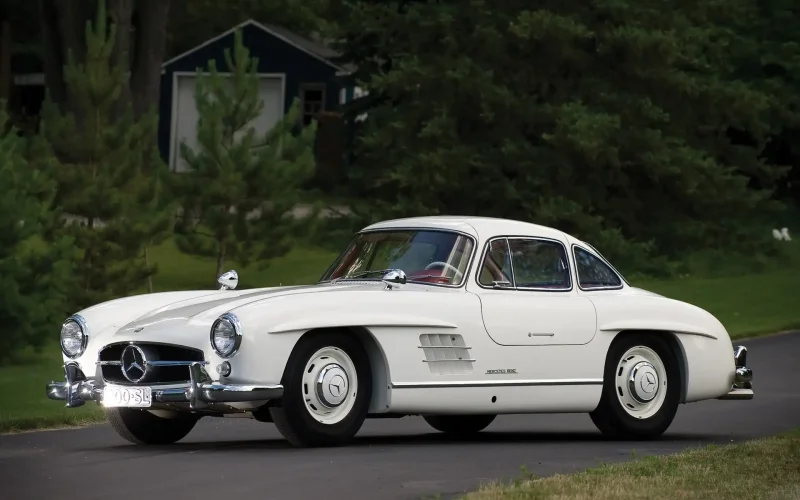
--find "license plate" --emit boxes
[102,385,152,408]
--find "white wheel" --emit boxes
[269,331,371,447]
[590,333,680,440]
[614,346,668,419]
[301,347,359,425]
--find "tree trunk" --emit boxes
[0,21,10,105]
[39,0,66,107]
[109,0,134,114]
[215,241,227,285]
[144,245,153,293]
[130,0,171,119]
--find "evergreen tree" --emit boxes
[0,108,73,362]
[174,29,318,282]
[39,0,173,309]
[330,0,788,274]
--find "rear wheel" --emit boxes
[270,331,372,447]
[423,414,496,434]
[590,333,680,440]
[106,408,198,445]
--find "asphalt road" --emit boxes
[2,332,799,500]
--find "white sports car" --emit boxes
[47,216,753,447]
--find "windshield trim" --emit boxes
[317,227,479,289]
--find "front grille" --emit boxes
[98,342,205,386]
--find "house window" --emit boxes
[300,84,325,125]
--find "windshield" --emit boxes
[319,230,475,286]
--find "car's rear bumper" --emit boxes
[46,361,283,409]
[717,345,753,400]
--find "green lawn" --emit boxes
[1,239,798,433]
[465,428,800,500]
[147,238,338,291]
[634,270,800,339]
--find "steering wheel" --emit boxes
[424,261,464,281]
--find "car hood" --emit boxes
[108,282,382,343]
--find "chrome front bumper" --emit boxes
[718,345,753,400]
[46,361,283,410]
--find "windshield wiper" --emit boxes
[408,274,452,283]
[331,269,394,283]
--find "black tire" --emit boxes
[590,333,681,440]
[106,408,198,445]
[423,414,496,434]
[269,331,372,447]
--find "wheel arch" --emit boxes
[607,329,689,404]
[281,326,391,414]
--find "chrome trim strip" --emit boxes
[391,378,603,389]
[46,362,283,408]
[422,359,477,363]
[417,345,473,349]
[475,236,574,293]
[97,360,212,367]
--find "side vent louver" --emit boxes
[418,333,475,375]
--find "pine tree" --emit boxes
[331,0,788,274]
[39,0,173,309]
[0,108,73,362]
[174,29,318,282]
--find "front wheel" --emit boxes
[590,333,680,440]
[423,414,496,434]
[106,408,198,445]
[270,331,372,447]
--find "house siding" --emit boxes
[158,22,347,164]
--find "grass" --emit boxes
[465,428,800,500]
[1,238,798,433]
[0,348,106,432]
[634,270,800,339]
[147,238,337,291]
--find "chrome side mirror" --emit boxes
[218,270,239,291]
[381,269,407,290]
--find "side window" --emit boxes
[508,238,571,290]
[478,239,513,287]
[573,246,622,289]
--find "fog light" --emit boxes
[216,361,232,377]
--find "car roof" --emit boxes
[361,216,574,242]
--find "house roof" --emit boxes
[161,19,355,73]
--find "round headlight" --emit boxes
[211,313,242,358]
[60,315,88,358]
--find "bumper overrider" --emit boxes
[717,345,754,400]
[46,361,283,410]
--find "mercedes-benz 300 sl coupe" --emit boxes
[46,216,753,447]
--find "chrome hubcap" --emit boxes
[628,361,659,403]
[316,364,349,408]
[302,347,358,425]
[615,346,667,419]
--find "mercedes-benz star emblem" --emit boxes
[641,372,656,393]
[328,375,344,397]
[121,345,148,383]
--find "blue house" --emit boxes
[158,19,358,172]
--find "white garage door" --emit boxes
[171,73,285,172]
